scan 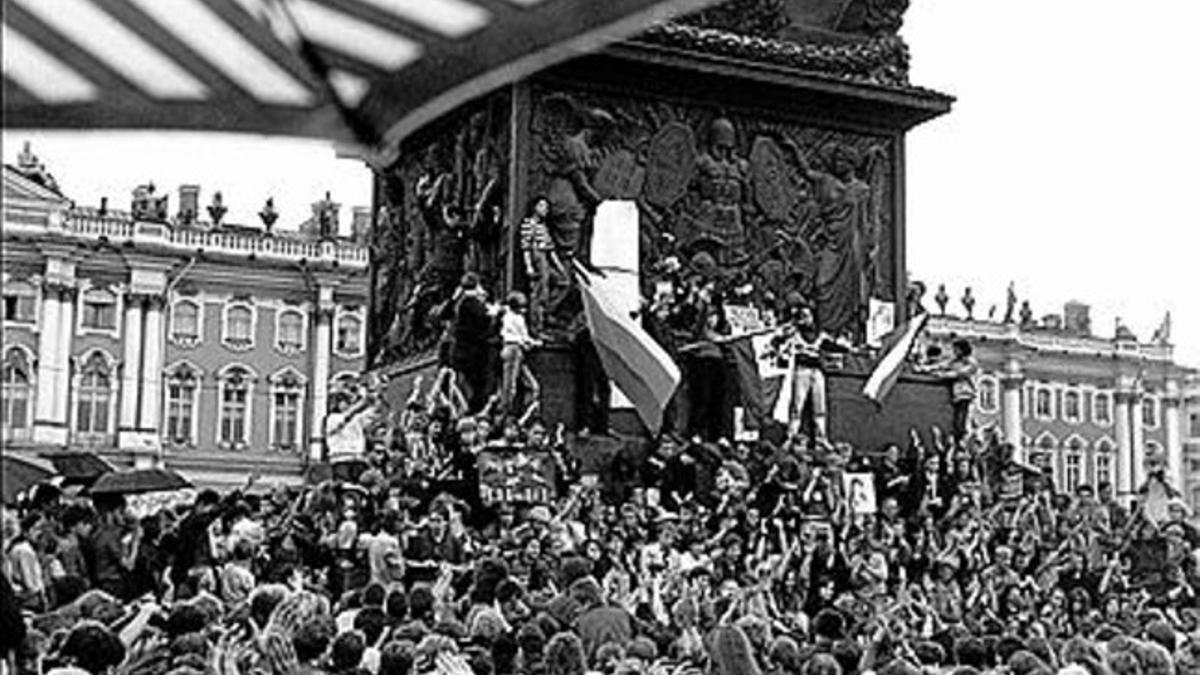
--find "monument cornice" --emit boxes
[635,22,915,88]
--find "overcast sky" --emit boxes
[3,0,1196,365]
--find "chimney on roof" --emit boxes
[350,206,372,244]
[99,197,108,216]
[1063,301,1091,336]
[178,185,200,225]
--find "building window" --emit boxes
[2,281,38,324]
[978,377,998,413]
[171,300,201,345]
[1142,398,1158,428]
[1095,439,1114,487]
[223,303,255,350]
[1064,391,1081,423]
[335,312,363,357]
[1,347,33,437]
[218,366,253,448]
[1190,412,1200,439]
[276,309,306,354]
[1036,388,1053,419]
[164,364,200,446]
[270,369,306,452]
[75,352,112,438]
[80,289,118,331]
[1065,452,1082,494]
[1094,392,1112,425]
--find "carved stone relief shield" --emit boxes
[641,122,696,207]
[750,136,796,221]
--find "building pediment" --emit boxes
[2,166,69,206]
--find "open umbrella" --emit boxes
[2,0,720,153]
[88,468,193,495]
[39,450,116,486]
[1,453,57,504]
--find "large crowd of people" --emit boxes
[4,273,1200,675]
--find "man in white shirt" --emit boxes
[326,381,378,465]
[499,292,542,414]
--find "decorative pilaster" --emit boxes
[999,357,1023,448]
[1163,379,1183,491]
[309,286,335,461]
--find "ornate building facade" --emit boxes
[924,303,1198,511]
[1,149,369,488]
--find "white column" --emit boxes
[1163,380,1184,491]
[53,286,76,428]
[1114,391,1134,498]
[139,298,165,438]
[1130,391,1146,490]
[33,284,64,443]
[119,295,145,441]
[309,296,334,461]
[1000,357,1023,447]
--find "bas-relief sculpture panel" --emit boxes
[528,85,897,342]
[370,93,510,365]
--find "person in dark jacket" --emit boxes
[449,273,493,413]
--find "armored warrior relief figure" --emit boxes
[691,117,751,261]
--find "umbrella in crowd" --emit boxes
[38,450,115,486]
[1,0,720,152]
[0,453,57,504]
[87,468,193,496]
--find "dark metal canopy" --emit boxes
[2,0,719,153]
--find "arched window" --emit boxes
[1093,392,1112,425]
[3,281,38,324]
[218,366,254,447]
[223,303,255,349]
[270,369,306,452]
[1094,439,1114,488]
[80,288,118,331]
[76,352,113,437]
[1064,436,1086,493]
[978,377,998,413]
[1142,398,1159,428]
[171,300,201,344]
[335,311,363,356]
[164,363,200,445]
[276,309,305,353]
[2,347,33,436]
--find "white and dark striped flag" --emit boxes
[577,265,680,436]
[862,312,929,405]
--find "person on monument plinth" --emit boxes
[915,338,979,445]
[448,273,492,413]
[498,291,542,415]
[770,291,833,442]
[519,196,564,336]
